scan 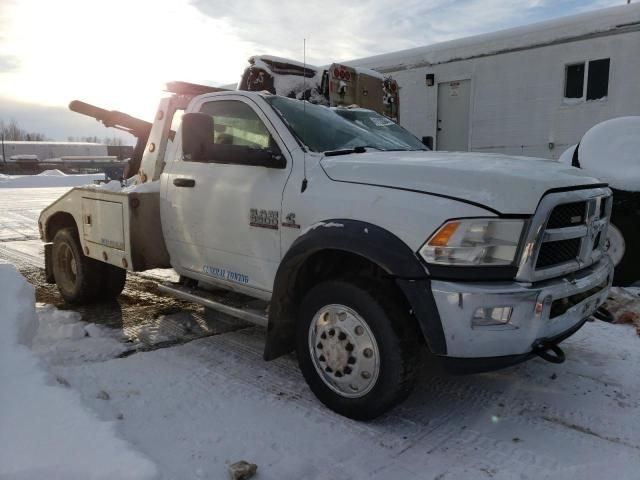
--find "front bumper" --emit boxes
[431,256,614,360]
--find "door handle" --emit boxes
[173,178,195,187]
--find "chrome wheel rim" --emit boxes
[57,243,78,291]
[308,304,380,398]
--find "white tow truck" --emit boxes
[39,82,614,419]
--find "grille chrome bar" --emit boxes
[515,187,612,283]
[542,225,588,242]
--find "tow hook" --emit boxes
[533,342,566,364]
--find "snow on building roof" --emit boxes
[344,4,640,72]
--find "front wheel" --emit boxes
[296,279,420,420]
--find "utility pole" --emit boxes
[1,132,5,165]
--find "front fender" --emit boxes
[265,219,447,360]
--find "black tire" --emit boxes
[609,216,639,287]
[98,264,127,301]
[296,279,421,420]
[51,227,103,304]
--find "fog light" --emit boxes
[472,306,514,328]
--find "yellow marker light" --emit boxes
[428,222,460,247]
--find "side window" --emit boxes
[199,100,273,150]
[564,58,610,102]
[586,58,610,100]
[564,63,585,99]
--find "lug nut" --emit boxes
[355,326,364,336]
[347,357,356,365]
[363,348,373,358]
[361,371,371,379]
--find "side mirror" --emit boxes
[182,112,214,162]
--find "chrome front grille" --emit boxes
[546,201,587,229]
[516,187,612,282]
[536,238,581,268]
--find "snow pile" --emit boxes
[0,263,156,479]
[88,179,160,193]
[558,144,576,166]
[37,169,68,176]
[123,180,160,193]
[0,172,104,188]
[578,117,640,191]
[33,304,131,365]
[604,287,640,336]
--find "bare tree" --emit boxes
[0,119,47,141]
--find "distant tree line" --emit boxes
[0,119,47,141]
[0,119,126,145]
[67,135,126,146]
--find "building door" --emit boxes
[436,80,471,151]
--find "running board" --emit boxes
[157,283,269,327]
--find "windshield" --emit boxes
[333,108,427,150]
[266,96,426,153]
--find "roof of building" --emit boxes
[344,4,640,72]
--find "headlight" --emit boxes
[420,219,525,266]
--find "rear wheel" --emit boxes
[98,264,127,301]
[296,279,420,420]
[52,228,103,304]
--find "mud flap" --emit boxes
[44,243,55,284]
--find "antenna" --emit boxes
[301,38,309,193]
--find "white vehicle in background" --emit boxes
[559,116,640,286]
[39,83,614,419]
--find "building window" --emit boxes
[586,58,610,100]
[564,58,610,102]
[565,63,585,99]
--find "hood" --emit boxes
[320,151,604,214]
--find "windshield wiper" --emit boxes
[323,145,383,156]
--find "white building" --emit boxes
[0,141,108,162]
[346,3,640,158]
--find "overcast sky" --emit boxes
[0,0,624,141]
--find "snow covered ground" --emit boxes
[0,170,104,189]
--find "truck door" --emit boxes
[436,79,471,151]
[162,96,290,297]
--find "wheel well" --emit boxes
[295,249,418,326]
[265,249,421,360]
[44,212,77,242]
[294,249,386,296]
